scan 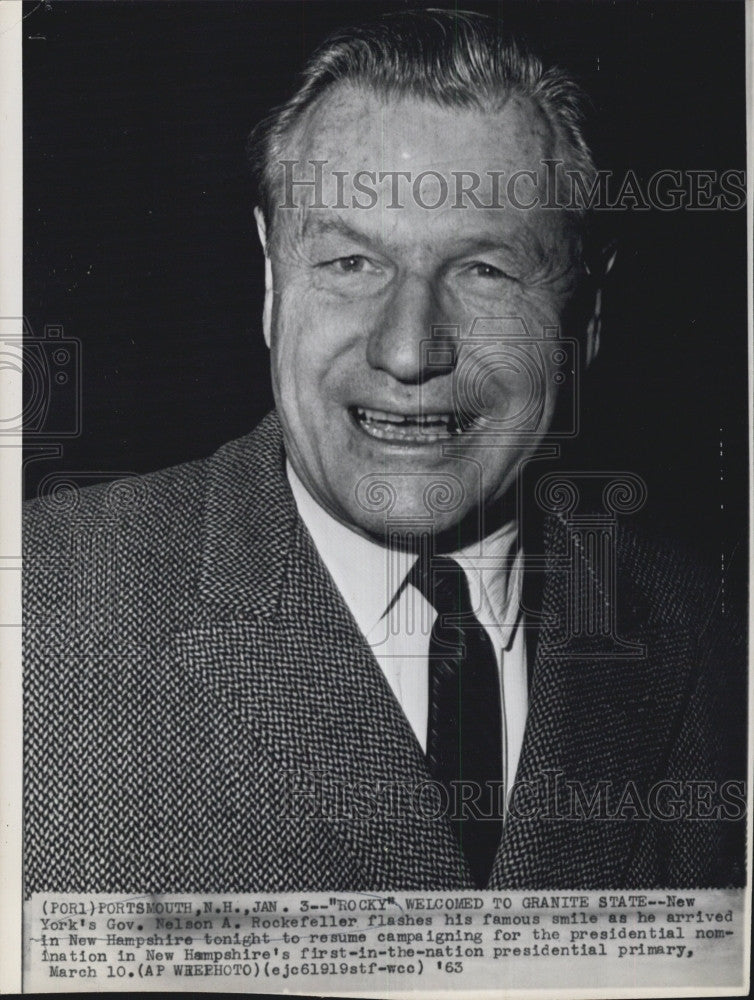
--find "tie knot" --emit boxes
[410,556,473,618]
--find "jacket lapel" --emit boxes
[187,414,469,889]
[491,512,695,888]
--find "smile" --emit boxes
[351,406,470,442]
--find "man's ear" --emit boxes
[254,207,273,349]
[584,241,618,368]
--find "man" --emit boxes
[24,9,745,893]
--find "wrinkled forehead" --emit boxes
[272,82,562,204]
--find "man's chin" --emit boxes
[339,501,476,550]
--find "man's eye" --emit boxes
[326,255,375,274]
[469,262,510,279]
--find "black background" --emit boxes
[22,0,748,570]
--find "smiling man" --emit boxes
[24,9,745,894]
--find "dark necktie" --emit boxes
[411,556,504,888]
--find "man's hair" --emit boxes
[247,7,596,232]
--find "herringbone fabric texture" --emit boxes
[23,412,746,895]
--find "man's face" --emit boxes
[261,85,587,542]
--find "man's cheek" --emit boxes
[271,307,320,374]
[501,288,564,331]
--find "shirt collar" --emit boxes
[287,461,417,637]
[287,461,522,646]
[453,528,523,650]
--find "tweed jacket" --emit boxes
[23,412,746,895]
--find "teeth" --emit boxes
[354,407,467,441]
[357,407,451,426]
[359,407,410,424]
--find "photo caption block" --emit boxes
[24,889,746,994]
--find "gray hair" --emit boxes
[247,8,596,232]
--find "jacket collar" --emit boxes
[198,412,296,621]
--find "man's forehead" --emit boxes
[283,81,560,174]
[269,82,576,258]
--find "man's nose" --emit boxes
[366,274,454,384]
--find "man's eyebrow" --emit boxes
[300,215,376,245]
[450,230,550,266]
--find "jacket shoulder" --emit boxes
[614,518,738,636]
[23,454,210,639]
[23,418,284,637]
[24,454,205,537]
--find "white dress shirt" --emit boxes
[287,463,528,801]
